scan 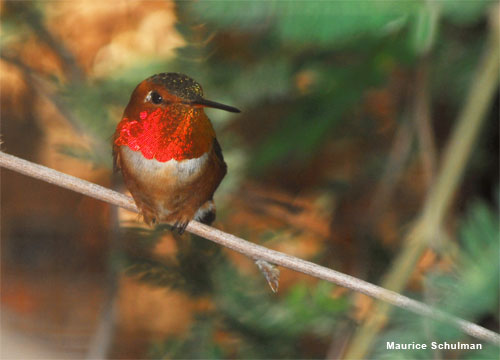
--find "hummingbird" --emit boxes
[113,72,240,233]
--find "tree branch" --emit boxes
[0,151,498,346]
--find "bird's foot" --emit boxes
[172,220,189,235]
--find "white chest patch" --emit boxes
[121,146,209,182]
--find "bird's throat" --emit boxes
[115,108,214,162]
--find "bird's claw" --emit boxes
[172,221,189,235]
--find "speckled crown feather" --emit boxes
[147,73,203,101]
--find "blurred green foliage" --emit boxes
[190,1,415,46]
[117,226,349,358]
[128,200,498,359]
[121,229,222,296]
[1,0,498,359]
[2,0,493,173]
[374,200,499,359]
[172,0,493,174]
[147,264,349,359]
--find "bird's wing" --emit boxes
[213,138,227,176]
[212,137,225,165]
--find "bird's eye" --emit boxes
[150,91,163,104]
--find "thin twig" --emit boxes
[413,57,437,187]
[0,151,498,346]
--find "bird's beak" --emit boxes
[192,98,241,113]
